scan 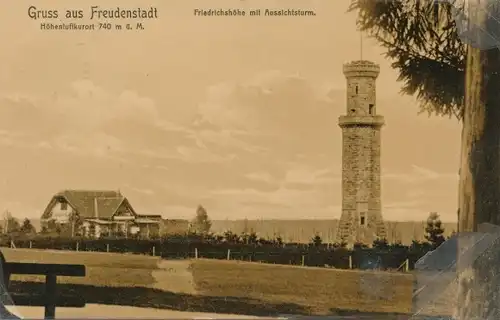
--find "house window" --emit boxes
[369,104,374,115]
[61,202,67,210]
[360,213,366,226]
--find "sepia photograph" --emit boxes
[0,0,496,319]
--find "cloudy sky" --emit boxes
[0,0,461,221]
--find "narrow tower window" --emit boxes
[369,104,374,115]
[355,85,358,94]
[360,213,366,226]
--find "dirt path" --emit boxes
[151,259,197,294]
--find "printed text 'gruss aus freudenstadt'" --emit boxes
[27,6,159,20]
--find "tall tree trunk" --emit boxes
[457,1,500,318]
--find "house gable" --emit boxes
[40,195,76,223]
[41,197,58,220]
[112,199,137,220]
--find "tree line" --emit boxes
[188,206,448,251]
[2,206,448,251]
[0,231,435,271]
[0,207,449,271]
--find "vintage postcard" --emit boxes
[0,0,465,319]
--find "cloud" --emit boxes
[384,200,422,209]
[381,165,458,223]
[405,189,426,199]
[383,207,456,222]
[207,182,339,219]
[244,165,338,187]
[383,165,458,184]
[123,185,155,196]
[136,146,236,164]
[194,129,269,154]
[0,131,15,147]
[241,163,340,206]
[195,70,339,147]
[0,80,235,164]
[382,200,424,221]
[36,141,52,150]
[53,132,124,158]
[284,165,338,185]
[211,187,317,207]
[192,70,344,182]
[315,82,345,103]
[161,205,196,219]
[55,80,159,129]
[245,172,275,184]
[161,72,349,219]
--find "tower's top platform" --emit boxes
[343,60,380,79]
[338,115,385,128]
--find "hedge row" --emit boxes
[2,236,431,271]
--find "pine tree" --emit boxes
[190,205,212,235]
[19,218,35,234]
[424,212,445,248]
[311,234,322,246]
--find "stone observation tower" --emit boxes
[337,60,386,246]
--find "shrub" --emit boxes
[3,233,430,271]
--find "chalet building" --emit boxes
[40,190,161,238]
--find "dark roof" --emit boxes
[45,190,134,220]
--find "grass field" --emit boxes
[191,259,415,315]
[2,248,161,287]
[0,248,452,317]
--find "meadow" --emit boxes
[0,248,452,318]
[3,248,159,287]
